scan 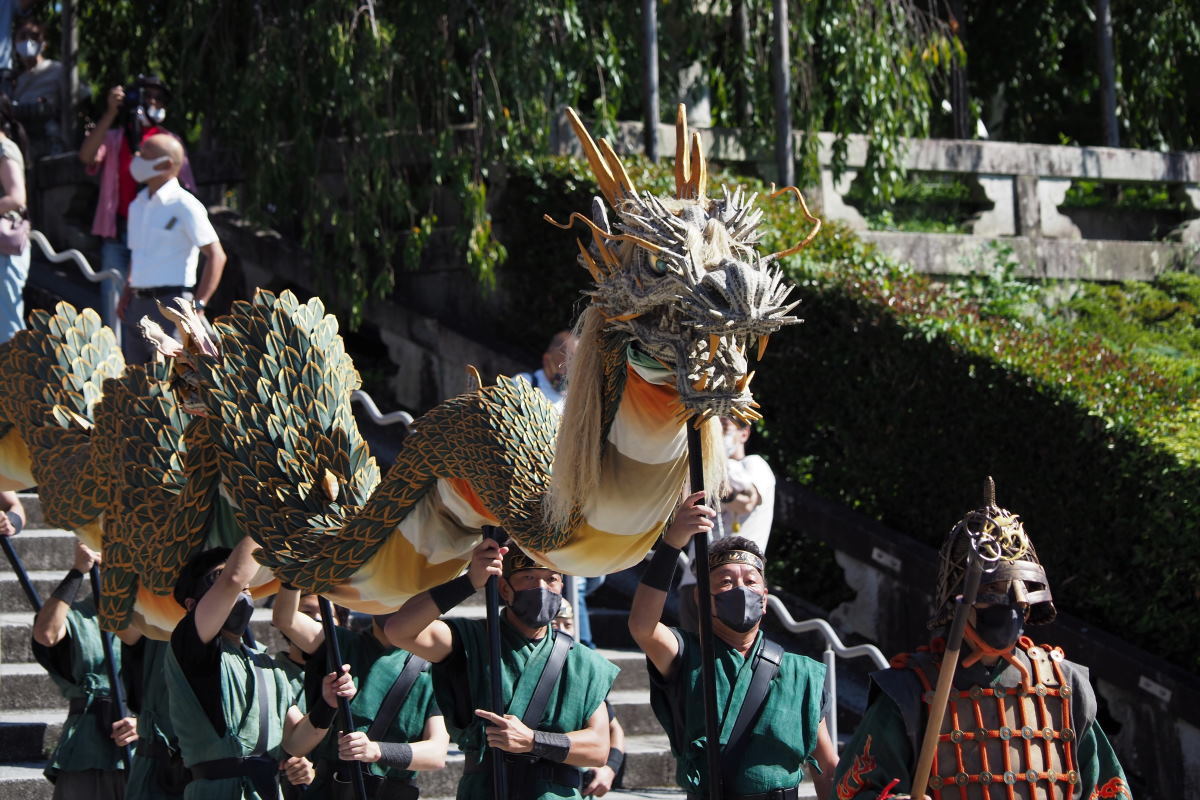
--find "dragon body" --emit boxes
[2,105,815,630]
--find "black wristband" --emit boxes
[640,544,681,592]
[307,700,337,730]
[375,741,413,770]
[429,574,476,614]
[6,510,23,535]
[605,746,624,773]
[51,569,84,604]
[530,730,571,763]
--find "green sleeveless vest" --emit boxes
[39,595,125,781]
[165,633,294,800]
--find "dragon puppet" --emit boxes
[0,105,818,635]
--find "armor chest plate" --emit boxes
[913,647,1080,800]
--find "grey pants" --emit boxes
[51,768,126,800]
[121,290,192,365]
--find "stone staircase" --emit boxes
[0,494,816,799]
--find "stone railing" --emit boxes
[551,113,1200,281]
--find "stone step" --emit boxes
[0,569,98,612]
[0,763,53,800]
[14,493,45,528]
[0,529,77,573]
[0,709,65,762]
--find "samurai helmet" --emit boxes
[928,477,1056,630]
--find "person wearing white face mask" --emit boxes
[675,416,777,633]
[11,19,69,157]
[122,133,225,364]
[79,74,196,288]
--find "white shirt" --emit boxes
[517,368,566,414]
[127,178,218,288]
[680,454,776,587]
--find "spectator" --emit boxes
[11,19,69,157]
[0,490,25,535]
[121,132,225,364]
[0,96,29,343]
[32,540,137,800]
[517,330,577,414]
[0,0,34,86]
[78,75,195,286]
[676,416,776,633]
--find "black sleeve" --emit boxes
[170,613,226,736]
[123,638,148,715]
[31,635,75,684]
[430,624,472,730]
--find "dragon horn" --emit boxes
[597,138,637,199]
[689,131,707,201]
[565,107,620,206]
[675,104,690,199]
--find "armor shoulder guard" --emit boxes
[868,661,929,747]
[1058,656,1098,736]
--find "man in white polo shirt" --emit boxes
[122,133,225,363]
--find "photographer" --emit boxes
[79,75,195,285]
[11,19,69,158]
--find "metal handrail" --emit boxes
[29,230,123,343]
[766,594,888,746]
[350,390,413,429]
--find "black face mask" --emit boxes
[713,586,765,633]
[974,603,1024,651]
[507,586,562,629]
[222,592,255,636]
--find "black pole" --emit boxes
[482,525,509,800]
[687,424,722,800]
[317,595,367,800]
[1095,0,1119,147]
[89,564,132,771]
[771,0,793,187]
[642,0,660,161]
[1,514,41,612]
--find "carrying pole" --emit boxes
[910,542,988,799]
[1,513,41,612]
[89,565,132,771]
[482,525,509,799]
[317,596,368,800]
[687,424,722,800]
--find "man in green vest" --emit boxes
[386,537,618,800]
[831,484,1131,800]
[272,585,449,799]
[630,491,839,800]
[32,539,138,800]
[165,535,355,800]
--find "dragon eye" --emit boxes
[648,253,666,275]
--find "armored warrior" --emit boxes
[833,481,1131,800]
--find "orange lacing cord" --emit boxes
[947,700,968,800]
[1050,653,1077,800]
[961,625,1033,695]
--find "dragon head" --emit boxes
[549,106,816,424]
[140,298,220,416]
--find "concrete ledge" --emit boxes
[861,231,1200,281]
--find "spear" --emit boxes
[1,512,41,612]
[482,525,510,800]
[317,596,367,800]
[89,564,132,771]
[686,424,722,800]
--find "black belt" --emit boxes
[68,697,88,714]
[462,751,581,790]
[141,737,177,762]
[190,755,278,798]
[130,285,190,298]
[688,788,800,800]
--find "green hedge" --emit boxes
[487,155,1200,671]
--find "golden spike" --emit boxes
[743,406,763,421]
[576,240,605,282]
[689,131,707,201]
[543,212,665,254]
[707,333,721,363]
[765,186,823,260]
[565,107,619,205]
[606,312,643,323]
[674,104,690,199]
[736,370,756,393]
[321,469,340,502]
[693,409,715,429]
[757,334,770,361]
[749,400,761,409]
[465,364,483,391]
[729,407,748,423]
[692,373,710,391]
[597,138,637,199]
